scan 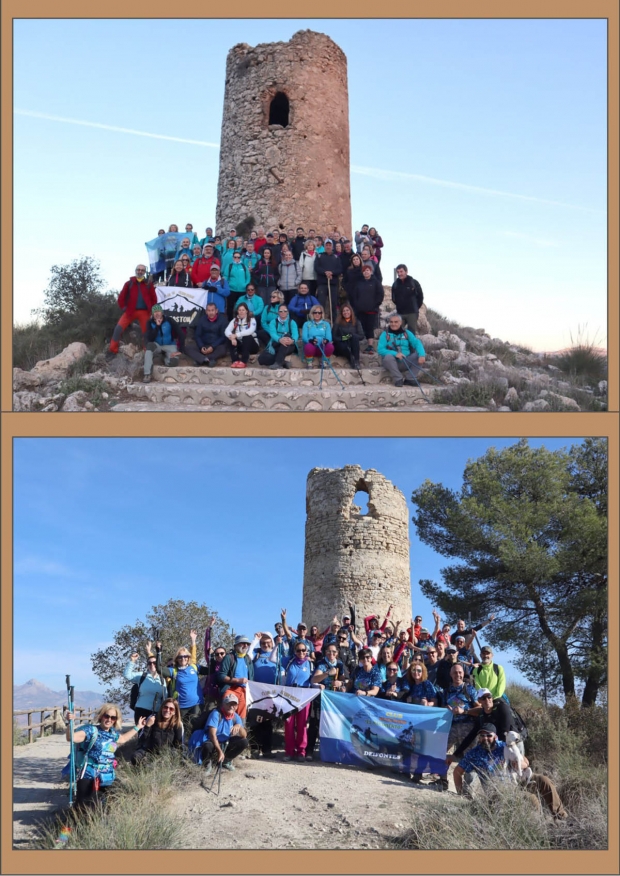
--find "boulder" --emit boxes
[13,369,46,391]
[417,305,431,336]
[435,348,460,363]
[61,390,90,412]
[504,387,519,406]
[418,334,445,353]
[32,342,88,377]
[437,330,466,352]
[598,380,607,395]
[522,399,550,412]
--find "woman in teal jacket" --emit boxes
[257,304,299,369]
[235,283,265,326]
[224,253,251,319]
[302,305,334,367]
[221,238,240,274]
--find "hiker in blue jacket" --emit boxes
[64,703,144,807]
[258,289,285,344]
[223,251,251,319]
[257,304,299,370]
[289,282,320,330]
[189,692,248,774]
[192,303,229,367]
[201,264,230,313]
[235,283,265,326]
[302,305,334,367]
[124,650,167,723]
[377,313,426,387]
[248,632,280,758]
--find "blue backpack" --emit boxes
[61,725,98,781]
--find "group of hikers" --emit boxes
[108,221,427,386]
[63,604,567,819]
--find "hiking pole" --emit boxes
[65,675,76,806]
[400,356,432,404]
[316,339,344,389]
[352,348,366,386]
[327,278,333,325]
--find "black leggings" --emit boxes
[229,336,259,363]
[200,736,249,763]
[75,777,108,808]
[258,342,296,366]
[356,312,377,340]
[334,336,360,362]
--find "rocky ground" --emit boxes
[13,731,458,850]
[13,298,607,413]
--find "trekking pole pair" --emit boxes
[399,356,432,404]
[65,675,77,806]
[316,338,344,390]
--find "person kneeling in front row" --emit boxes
[377,313,426,387]
[192,692,249,774]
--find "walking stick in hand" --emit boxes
[65,675,76,806]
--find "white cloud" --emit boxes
[14,556,73,576]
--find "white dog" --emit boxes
[503,730,532,783]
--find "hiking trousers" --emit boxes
[110,309,150,353]
[381,353,421,383]
[284,703,311,757]
[201,735,249,764]
[144,343,178,374]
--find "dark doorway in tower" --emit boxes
[269,92,289,127]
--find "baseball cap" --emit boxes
[480,723,497,734]
[477,688,493,700]
[446,645,457,653]
[223,693,239,705]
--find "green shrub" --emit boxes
[13,720,28,746]
[58,376,109,408]
[35,749,198,850]
[433,380,507,408]
[552,327,607,385]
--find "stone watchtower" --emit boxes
[302,466,412,631]
[216,30,352,237]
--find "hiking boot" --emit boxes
[143,373,152,383]
[200,358,210,367]
[261,750,275,759]
[351,359,361,370]
[404,378,417,386]
[204,761,213,776]
[105,350,117,361]
[283,755,292,762]
[282,361,290,369]
[296,754,306,762]
[207,359,217,367]
[394,378,404,387]
[305,754,314,761]
[364,345,374,354]
[222,761,235,771]
[268,363,279,370]
[410,773,423,784]
[166,359,179,367]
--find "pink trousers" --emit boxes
[284,703,311,756]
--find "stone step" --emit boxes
[150,362,410,387]
[122,382,442,411]
[113,400,486,412]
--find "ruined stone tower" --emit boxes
[216,30,352,237]
[302,466,412,630]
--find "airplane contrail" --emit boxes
[350,164,603,213]
[14,109,220,148]
[15,109,602,212]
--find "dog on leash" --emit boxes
[503,730,532,783]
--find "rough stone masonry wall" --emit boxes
[302,466,412,631]
[216,30,352,238]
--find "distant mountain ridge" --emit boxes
[14,678,102,714]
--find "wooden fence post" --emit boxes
[27,712,33,745]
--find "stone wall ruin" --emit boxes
[302,466,412,630]
[216,30,352,237]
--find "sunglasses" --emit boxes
[296,649,307,654]
[102,713,117,721]
[215,653,226,658]
[161,706,175,712]
[178,655,190,660]
[147,661,157,665]
[387,667,398,672]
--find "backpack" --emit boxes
[129,671,148,710]
[61,725,98,780]
[510,704,529,741]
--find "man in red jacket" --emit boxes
[191,243,221,287]
[108,265,157,354]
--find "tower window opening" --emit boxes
[269,92,289,127]
[352,488,369,516]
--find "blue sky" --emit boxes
[13,19,607,352]
[13,436,580,692]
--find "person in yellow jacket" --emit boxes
[470,646,506,700]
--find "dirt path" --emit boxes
[13,733,69,847]
[13,734,457,849]
[180,750,456,850]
